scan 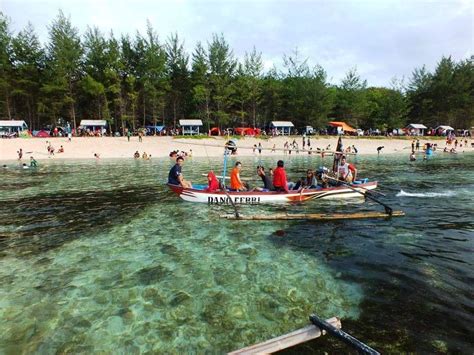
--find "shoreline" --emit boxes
[1,136,472,162]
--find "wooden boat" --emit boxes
[167,180,377,205]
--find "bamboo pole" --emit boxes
[221,210,405,221]
[229,317,341,354]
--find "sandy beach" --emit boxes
[0,136,471,162]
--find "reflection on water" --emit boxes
[0,153,473,353]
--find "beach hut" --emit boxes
[0,120,28,136]
[179,119,203,135]
[328,121,357,135]
[270,121,294,135]
[405,123,427,136]
[435,125,454,136]
[79,119,107,132]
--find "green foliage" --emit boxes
[0,11,472,132]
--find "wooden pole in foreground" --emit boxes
[221,210,405,221]
[229,317,341,354]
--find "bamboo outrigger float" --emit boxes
[221,210,405,220]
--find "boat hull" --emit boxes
[167,182,378,205]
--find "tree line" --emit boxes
[1,11,473,133]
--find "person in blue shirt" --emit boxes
[168,156,192,188]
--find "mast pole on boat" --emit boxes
[221,146,229,187]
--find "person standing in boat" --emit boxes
[168,156,192,188]
[230,162,247,191]
[273,160,289,193]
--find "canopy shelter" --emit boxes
[328,121,356,134]
[435,125,454,135]
[79,120,107,131]
[405,123,427,136]
[179,119,203,135]
[0,120,28,133]
[270,121,294,135]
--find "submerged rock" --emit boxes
[134,264,169,285]
[237,244,257,256]
[169,290,192,306]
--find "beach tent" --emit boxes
[435,125,454,135]
[79,119,107,131]
[0,120,28,134]
[405,123,427,136]
[179,119,203,135]
[270,121,294,135]
[145,125,165,135]
[33,130,51,137]
[209,127,221,136]
[328,121,357,134]
[234,127,261,136]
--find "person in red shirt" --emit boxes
[273,160,289,193]
[205,171,220,192]
[348,162,357,182]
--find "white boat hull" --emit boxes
[168,182,378,205]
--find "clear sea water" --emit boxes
[0,152,472,353]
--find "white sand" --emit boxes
[0,136,469,162]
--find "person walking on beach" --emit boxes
[168,156,192,188]
[138,131,143,142]
[127,129,131,142]
[17,148,23,160]
[258,142,262,154]
[307,136,311,148]
[415,139,420,151]
[411,140,415,152]
[302,136,306,150]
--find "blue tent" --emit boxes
[145,125,165,134]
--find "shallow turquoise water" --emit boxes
[0,153,473,353]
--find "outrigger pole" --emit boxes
[173,140,356,155]
[222,143,240,218]
[322,175,394,215]
[230,314,380,354]
[309,314,380,355]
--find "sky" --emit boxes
[2,0,473,86]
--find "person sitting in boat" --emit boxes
[254,166,274,191]
[294,169,317,190]
[348,162,357,182]
[168,156,192,188]
[273,160,289,193]
[230,162,247,191]
[338,156,353,183]
[205,171,220,192]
